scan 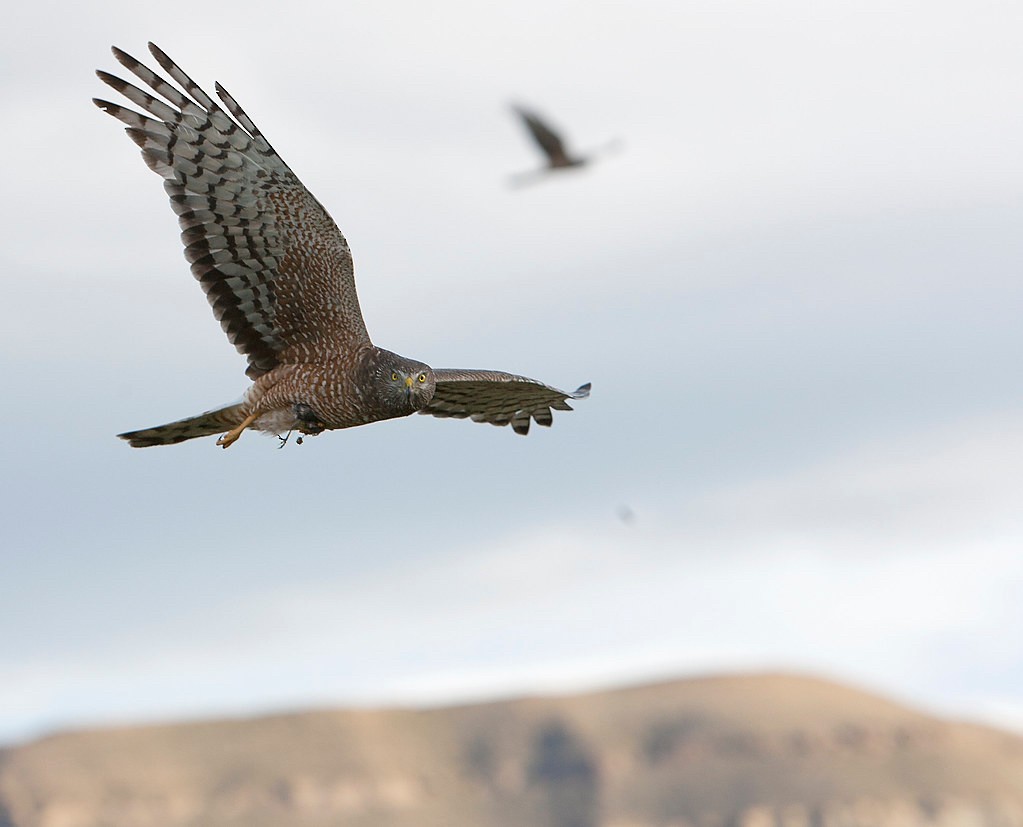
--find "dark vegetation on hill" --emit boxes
[2,673,1022,827]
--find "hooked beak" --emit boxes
[405,375,413,400]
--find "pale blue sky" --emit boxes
[1,0,1021,744]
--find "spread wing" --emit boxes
[513,105,575,167]
[94,43,371,379]
[421,370,590,435]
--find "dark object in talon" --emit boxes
[293,403,317,422]
[294,403,325,434]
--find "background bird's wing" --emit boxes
[95,43,371,379]
[421,369,590,435]
[513,106,573,167]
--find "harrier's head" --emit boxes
[369,348,437,417]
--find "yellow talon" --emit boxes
[216,412,259,449]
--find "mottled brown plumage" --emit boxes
[96,44,589,448]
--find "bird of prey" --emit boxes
[509,104,619,186]
[95,44,589,448]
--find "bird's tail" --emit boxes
[118,402,247,448]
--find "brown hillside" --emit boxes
[1,672,1021,827]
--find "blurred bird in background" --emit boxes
[509,103,621,186]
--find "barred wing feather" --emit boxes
[422,369,590,435]
[94,43,369,380]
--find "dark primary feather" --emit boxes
[422,369,591,435]
[94,43,370,380]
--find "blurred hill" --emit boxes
[1,672,1021,827]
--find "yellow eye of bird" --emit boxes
[418,373,426,383]
[391,372,398,381]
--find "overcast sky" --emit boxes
[1,0,1021,745]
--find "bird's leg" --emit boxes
[216,412,259,449]
[277,430,293,449]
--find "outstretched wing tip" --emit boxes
[422,370,589,436]
[94,69,121,89]
[110,45,139,69]
[96,43,372,379]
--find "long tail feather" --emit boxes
[118,402,247,448]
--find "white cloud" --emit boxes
[3,413,1020,741]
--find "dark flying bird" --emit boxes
[509,103,620,186]
[94,44,589,448]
